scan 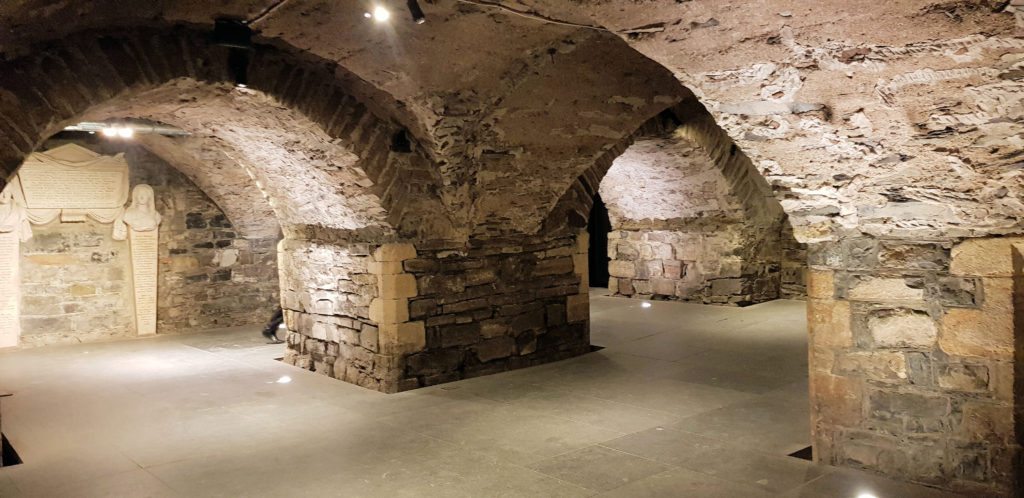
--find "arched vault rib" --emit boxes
[82,79,392,237]
[0,26,454,241]
[135,134,281,241]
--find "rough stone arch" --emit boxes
[543,97,804,304]
[545,98,783,233]
[134,134,281,241]
[0,26,453,241]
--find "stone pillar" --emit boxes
[808,236,1022,495]
[566,231,590,323]
[281,233,592,393]
[368,243,425,393]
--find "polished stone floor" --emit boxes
[0,292,958,497]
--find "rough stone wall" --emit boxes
[598,132,803,304]
[279,233,591,392]
[403,234,590,388]
[16,140,279,346]
[808,236,1021,495]
[19,221,134,346]
[278,238,387,389]
[780,222,808,299]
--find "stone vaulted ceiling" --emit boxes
[1,0,1022,242]
[517,0,1024,242]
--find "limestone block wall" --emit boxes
[403,233,590,388]
[607,223,785,305]
[19,221,134,346]
[279,233,591,393]
[16,141,279,346]
[278,239,389,389]
[807,236,1022,495]
[780,223,808,299]
[597,130,806,305]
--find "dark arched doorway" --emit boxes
[587,193,611,288]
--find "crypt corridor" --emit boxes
[0,0,1023,496]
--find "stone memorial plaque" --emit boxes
[18,144,129,210]
[129,229,159,336]
[0,231,19,348]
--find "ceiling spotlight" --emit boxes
[373,5,390,22]
[117,127,134,138]
[407,0,426,23]
[364,12,372,18]
[101,127,118,137]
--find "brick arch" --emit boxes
[0,26,453,241]
[544,97,785,234]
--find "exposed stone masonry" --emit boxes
[596,112,806,304]
[403,233,590,388]
[19,220,134,346]
[280,234,591,392]
[808,236,1021,495]
[17,140,279,346]
[1,4,1018,493]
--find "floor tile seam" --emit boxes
[506,387,686,423]
[591,443,679,470]
[591,465,775,497]
[6,465,166,496]
[394,429,599,496]
[595,441,807,496]
[603,330,664,344]
[394,396,630,445]
[603,345,712,364]
[139,463,187,496]
[654,425,820,463]
[507,385,692,420]
[519,385,712,418]
[512,461,603,496]
[0,475,21,495]
[593,442,687,471]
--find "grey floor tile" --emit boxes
[528,445,671,492]
[671,395,811,455]
[380,398,624,465]
[603,426,830,493]
[786,467,963,498]
[17,468,179,498]
[514,389,682,433]
[0,297,953,497]
[596,467,776,498]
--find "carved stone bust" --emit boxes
[122,184,161,232]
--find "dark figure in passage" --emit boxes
[262,308,285,344]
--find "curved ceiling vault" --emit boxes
[82,80,394,238]
[514,0,1024,242]
[12,1,1012,242]
[0,0,704,241]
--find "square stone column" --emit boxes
[808,237,1022,495]
[280,233,591,393]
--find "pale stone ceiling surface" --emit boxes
[135,134,282,240]
[1,0,1021,242]
[601,135,744,225]
[515,0,1024,241]
[81,80,392,236]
